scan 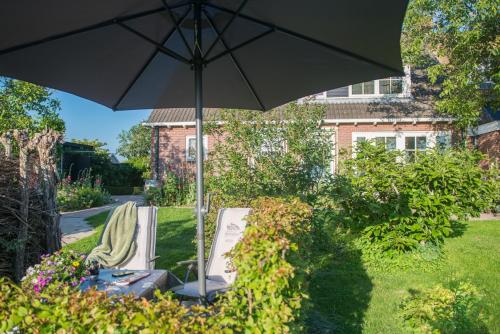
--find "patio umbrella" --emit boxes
[0,0,408,301]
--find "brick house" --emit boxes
[144,68,456,180]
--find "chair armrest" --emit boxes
[149,255,160,263]
[176,259,198,266]
[176,259,207,283]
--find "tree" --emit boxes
[117,124,151,178]
[0,78,65,157]
[401,0,499,128]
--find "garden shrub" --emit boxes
[0,197,312,333]
[322,142,499,256]
[221,197,314,333]
[145,171,196,207]
[57,170,112,211]
[400,281,487,333]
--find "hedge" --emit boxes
[105,186,143,196]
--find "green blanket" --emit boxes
[86,201,138,268]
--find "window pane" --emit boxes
[356,136,366,143]
[188,138,196,160]
[375,137,385,146]
[436,135,450,149]
[405,136,415,150]
[379,79,391,94]
[386,137,396,150]
[352,83,363,95]
[364,81,375,94]
[416,136,427,150]
[391,79,403,94]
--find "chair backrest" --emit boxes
[118,206,157,270]
[206,208,251,284]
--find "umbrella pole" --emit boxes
[194,0,207,303]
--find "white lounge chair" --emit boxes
[117,206,158,270]
[172,208,251,302]
[90,205,158,270]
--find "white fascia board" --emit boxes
[323,117,454,124]
[142,121,222,127]
[143,117,454,127]
[468,120,500,136]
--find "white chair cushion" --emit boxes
[206,208,250,284]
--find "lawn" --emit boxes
[66,207,196,277]
[66,210,499,333]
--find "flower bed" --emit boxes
[21,251,90,294]
[57,171,112,211]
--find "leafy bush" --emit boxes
[21,250,90,294]
[322,143,499,256]
[0,197,312,333]
[105,186,143,195]
[0,281,221,333]
[222,197,314,332]
[145,170,196,207]
[400,281,487,333]
[57,170,112,211]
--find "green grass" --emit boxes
[66,207,196,277]
[66,210,499,333]
[307,220,500,333]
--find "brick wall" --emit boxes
[336,122,453,149]
[151,122,455,179]
[151,127,216,179]
[475,130,500,163]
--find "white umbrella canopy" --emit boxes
[0,0,408,302]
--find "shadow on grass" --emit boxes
[448,220,468,238]
[305,210,373,334]
[307,248,372,334]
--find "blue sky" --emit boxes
[56,91,151,160]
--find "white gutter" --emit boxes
[143,117,454,128]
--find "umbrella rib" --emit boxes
[203,9,265,111]
[205,3,404,75]
[204,28,274,65]
[113,7,192,110]
[117,22,191,65]
[203,0,249,60]
[161,0,194,58]
[0,6,186,56]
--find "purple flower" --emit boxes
[80,277,86,283]
[71,281,78,287]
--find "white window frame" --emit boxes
[351,130,451,154]
[186,135,208,162]
[305,66,412,102]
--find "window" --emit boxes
[375,136,397,150]
[436,134,451,150]
[351,81,375,95]
[186,135,208,162]
[379,77,403,94]
[405,136,426,160]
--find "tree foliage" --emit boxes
[117,123,151,178]
[401,0,499,127]
[0,78,65,135]
[206,103,332,201]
